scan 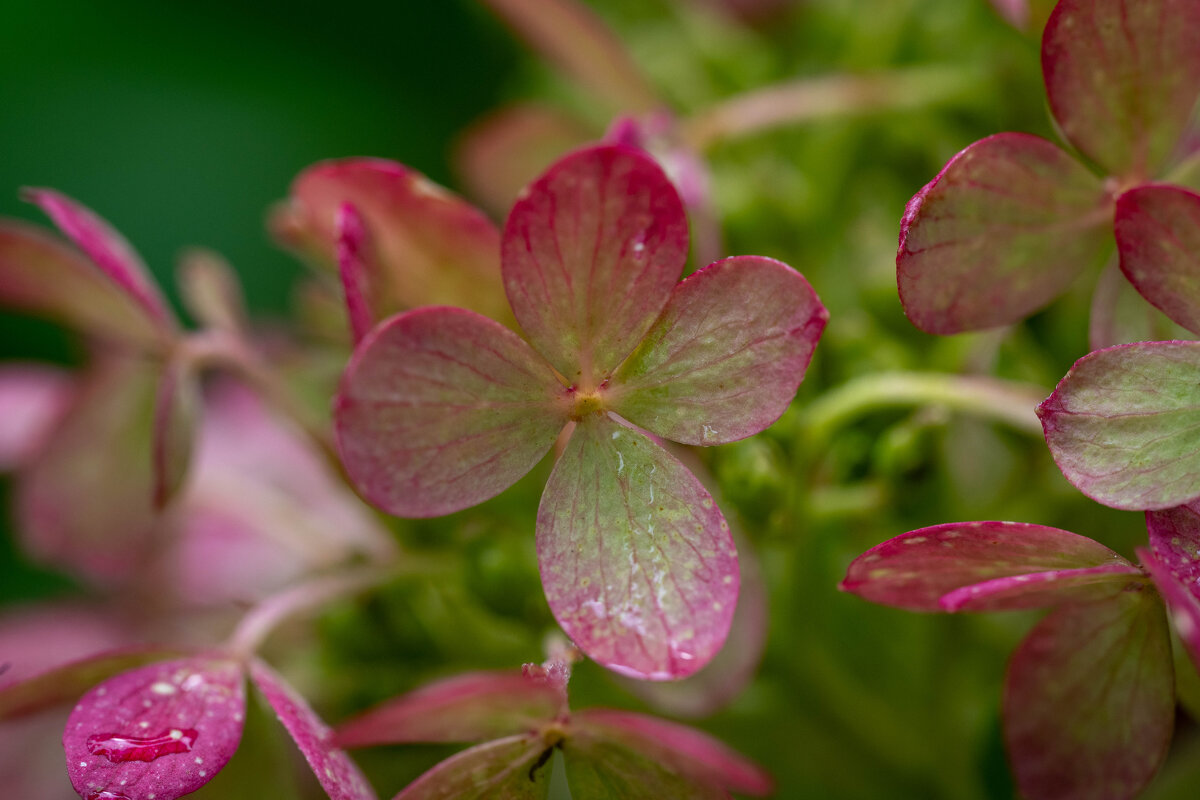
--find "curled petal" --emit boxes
[841,522,1137,612]
[897,133,1112,334]
[336,203,375,346]
[1003,590,1174,800]
[335,307,568,517]
[1115,184,1200,336]
[537,415,738,680]
[503,145,689,387]
[610,256,826,445]
[1038,340,1200,510]
[336,671,563,748]
[64,657,245,800]
[1042,0,1200,178]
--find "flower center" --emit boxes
[569,389,607,421]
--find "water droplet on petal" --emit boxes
[86,728,199,763]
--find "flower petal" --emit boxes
[334,307,568,518]
[537,415,738,680]
[335,671,564,747]
[610,256,826,445]
[336,202,375,346]
[271,159,509,322]
[1139,547,1200,674]
[1146,499,1200,604]
[151,356,199,509]
[1003,590,1174,800]
[0,364,73,471]
[454,104,593,217]
[16,358,167,583]
[23,188,175,331]
[1088,258,1189,349]
[64,656,245,800]
[479,0,659,112]
[569,709,772,795]
[840,522,1138,612]
[249,660,377,800]
[1115,184,1200,336]
[0,220,166,348]
[393,734,551,800]
[1038,340,1200,510]
[897,133,1112,334]
[177,248,246,334]
[562,724,726,800]
[0,647,181,721]
[1042,0,1200,178]
[502,144,689,387]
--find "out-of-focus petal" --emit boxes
[0,365,74,471]
[1114,184,1200,336]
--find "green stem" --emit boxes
[683,65,987,151]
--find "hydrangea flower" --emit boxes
[333,650,773,799]
[841,506,1200,800]
[333,143,827,679]
[897,0,1200,345]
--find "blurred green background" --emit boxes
[4,0,1200,798]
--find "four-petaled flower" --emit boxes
[841,503,1200,800]
[334,143,827,679]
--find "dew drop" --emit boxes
[87,728,199,763]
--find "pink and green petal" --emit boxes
[1139,548,1200,674]
[1115,185,1200,336]
[502,145,689,387]
[334,307,569,518]
[454,104,593,217]
[537,414,738,680]
[1088,259,1189,349]
[1002,590,1174,800]
[249,660,377,800]
[23,188,175,331]
[561,725,726,800]
[0,647,183,720]
[1038,341,1200,510]
[610,256,827,445]
[1042,0,1200,179]
[271,159,510,322]
[1146,499,1200,603]
[0,220,166,349]
[17,358,168,583]
[840,522,1138,612]
[393,734,551,800]
[897,133,1112,334]
[479,0,659,113]
[335,671,564,748]
[0,365,73,471]
[151,356,199,509]
[64,657,246,800]
[569,709,772,795]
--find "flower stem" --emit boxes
[682,65,987,151]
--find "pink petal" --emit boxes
[0,604,128,687]
[0,220,166,348]
[16,358,168,583]
[1146,499,1200,604]
[502,144,689,389]
[151,357,198,509]
[271,159,509,322]
[336,671,564,748]
[1038,340,1200,510]
[610,255,827,445]
[23,188,174,331]
[454,104,592,217]
[1,647,180,721]
[392,734,551,800]
[336,203,375,346]
[897,133,1112,333]
[0,365,74,471]
[1115,184,1200,336]
[1003,590,1174,800]
[64,657,246,800]
[479,0,659,112]
[334,307,569,517]
[1042,0,1200,179]
[569,708,772,795]
[248,660,377,800]
[1139,547,1200,674]
[841,522,1137,612]
[537,415,738,680]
